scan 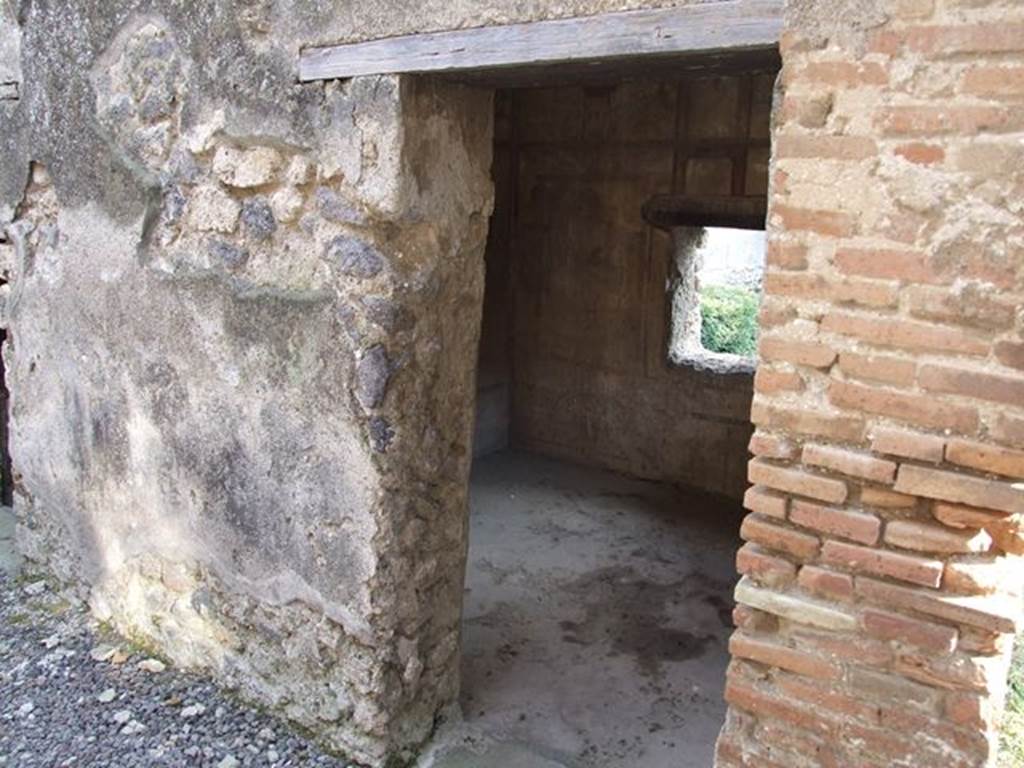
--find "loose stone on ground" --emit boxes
[0,568,358,767]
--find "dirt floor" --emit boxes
[419,450,744,768]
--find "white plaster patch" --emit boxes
[213,145,282,188]
[188,186,240,233]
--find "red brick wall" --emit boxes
[717,2,1024,765]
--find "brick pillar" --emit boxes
[716,2,1024,766]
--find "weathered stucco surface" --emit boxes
[1,2,493,765]
[253,0,719,48]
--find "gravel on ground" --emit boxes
[0,572,360,768]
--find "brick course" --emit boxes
[747,458,848,504]
[829,378,979,433]
[789,499,882,545]
[797,565,855,601]
[870,426,945,463]
[742,485,789,518]
[919,363,1024,407]
[736,543,798,587]
[945,439,1024,479]
[822,539,945,587]
[801,443,897,485]
[740,514,821,560]
[894,465,1023,515]
[861,607,958,653]
[729,633,842,680]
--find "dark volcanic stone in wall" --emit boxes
[241,198,276,241]
[368,416,394,453]
[356,344,391,409]
[326,234,385,278]
[208,239,250,268]
[316,187,366,224]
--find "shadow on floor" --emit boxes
[421,450,744,768]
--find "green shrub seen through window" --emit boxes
[699,285,760,357]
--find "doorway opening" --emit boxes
[456,64,776,768]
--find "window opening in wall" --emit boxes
[669,226,766,372]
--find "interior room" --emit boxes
[454,62,777,768]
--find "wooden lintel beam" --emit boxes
[642,195,768,231]
[299,0,783,82]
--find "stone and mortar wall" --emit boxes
[0,4,493,766]
[480,75,773,498]
[718,0,1024,765]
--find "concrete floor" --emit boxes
[421,450,743,768]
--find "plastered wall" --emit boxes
[1,5,493,765]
